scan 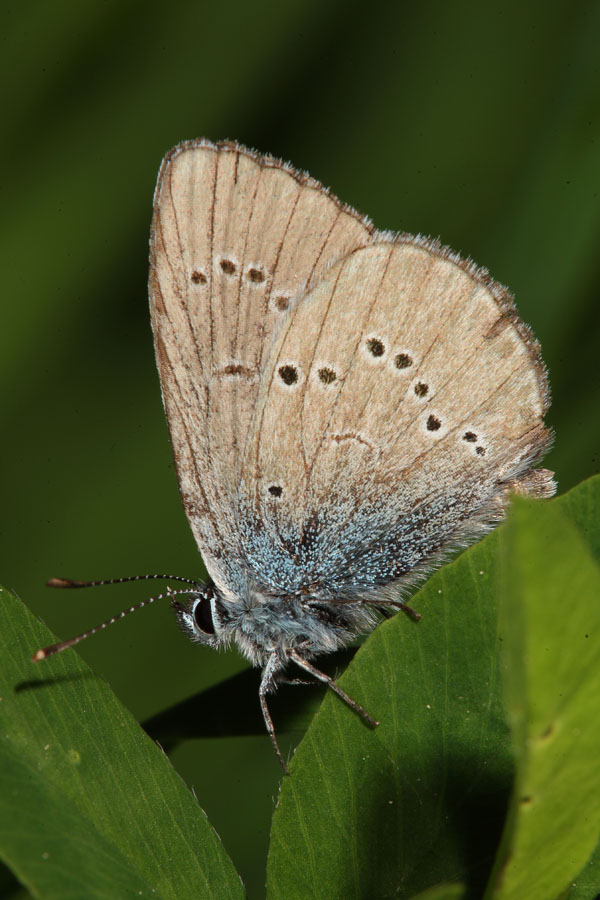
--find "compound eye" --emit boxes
[192,595,215,635]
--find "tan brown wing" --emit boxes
[238,237,554,597]
[149,139,374,595]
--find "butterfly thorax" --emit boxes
[172,578,377,667]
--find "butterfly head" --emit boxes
[171,579,227,647]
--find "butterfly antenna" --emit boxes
[33,581,199,661]
[46,574,199,589]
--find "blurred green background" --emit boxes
[2,1,599,897]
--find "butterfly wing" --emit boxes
[149,139,374,597]
[238,237,555,600]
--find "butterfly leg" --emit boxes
[287,650,379,728]
[259,653,289,774]
[375,606,396,619]
[373,602,421,622]
[400,603,422,622]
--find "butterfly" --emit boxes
[36,139,555,771]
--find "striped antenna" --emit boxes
[46,574,199,590]
[32,574,201,662]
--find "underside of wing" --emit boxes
[238,237,555,601]
[149,139,374,595]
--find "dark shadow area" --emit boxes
[440,747,513,900]
[15,671,98,693]
[358,740,514,900]
[142,647,358,748]
[0,860,25,899]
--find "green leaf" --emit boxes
[0,587,244,900]
[488,485,600,899]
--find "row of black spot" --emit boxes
[277,362,427,394]
[275,344,486,456]
[190,263,292,311]
[366,338,414,371]
[191,260,265,283]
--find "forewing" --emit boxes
[239,238,554,598]
[149,139,374,594]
